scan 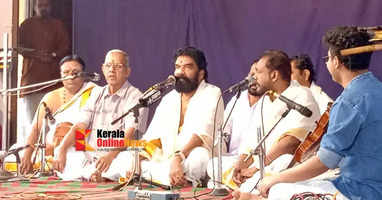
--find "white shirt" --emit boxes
[224,90,258,155]
[239,81,321,155]
[77,80,149,155]
[310,81,333,115]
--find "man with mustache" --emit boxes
[53,49,148,182]
[232,50,320,200]
[206,60,261,189]
[126,46,224,187]
[18,0,70,146]
[19,55,97,175]
[257,26,382,200]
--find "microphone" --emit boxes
[111,75,175,125]
[75,72,101,81]
[42,102,56,123]
[139,75,177,106]
[151,75,177,90]
[224,76,255,94]
[268,90,312,117]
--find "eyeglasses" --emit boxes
[61,70,81,76]
[322,56,330,62]
[102,63,125,70]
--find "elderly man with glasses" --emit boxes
[53,49,148,182]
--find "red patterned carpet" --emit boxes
[0,176,233,199]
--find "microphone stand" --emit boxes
[0,75,77,178]
[0,75,77,94]
[0,145,30,180]
[245,107,291,192]
[32,103,54,177]
[212,89,242,196]
[111,87,167,191]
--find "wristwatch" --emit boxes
[174,150,185,161]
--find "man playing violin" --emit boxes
[20,55,97,174]
[232,50,320,200]
[258,26,382,199]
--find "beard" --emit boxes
[248,82,268,97]
[248,84,258,96]
[175,76,199,93]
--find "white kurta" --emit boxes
[224,90,258,155]
[310,81,333,115]
[135,80,224,186]
[237,81,321,193]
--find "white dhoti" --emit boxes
[126,147,210,186]
[206,155,238,189]
[239,154,293,194]
[56,147,131,181]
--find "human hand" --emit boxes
[257,174,280,198]
[241,167,258,180]
[96,153,116,173]
[53,150,67,172]
[169,156,186,186]
[20,153,33,175]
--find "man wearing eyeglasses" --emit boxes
[53,49,148,182]
[18,55,97,175]
[257,26,382,200]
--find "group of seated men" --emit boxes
[16,26,382,199]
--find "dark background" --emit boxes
[72,0,382,101]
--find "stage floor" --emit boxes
[0,176,233,199]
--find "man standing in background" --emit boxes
[18,0,70,145]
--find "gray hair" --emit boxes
[106,49,129,67]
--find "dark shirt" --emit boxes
[19,16,70,94]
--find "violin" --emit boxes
[288,102,333,168]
